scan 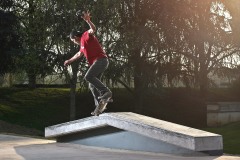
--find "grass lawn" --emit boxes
[0,87,71,131]
[203,122,240,155]
[0,87,240,155]
[0,87,134,131]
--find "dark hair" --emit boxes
[70,30,83,39]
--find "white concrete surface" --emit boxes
[45,112,223,152]
[0,134,239,160]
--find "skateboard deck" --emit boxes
[91,98,113,116]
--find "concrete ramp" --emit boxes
[45,112,223,156]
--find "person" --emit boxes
[64,11,112,115]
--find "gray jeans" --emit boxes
[84,58,110,107]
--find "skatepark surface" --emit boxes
[0,134,239,160]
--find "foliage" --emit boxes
[86,0,240,112]
[157,0,240,97]
[1,0,240,114]
[1,0,240,88]
[0,9,22,75]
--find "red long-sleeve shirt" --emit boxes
[80,31,107,65]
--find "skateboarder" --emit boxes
[64,11,112,115]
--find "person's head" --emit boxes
[69,30,82,45]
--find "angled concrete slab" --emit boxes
[45,112,223,156]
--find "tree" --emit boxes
[22,0,57,88]
[101,0,163,113]
[171,1,240,97]
[3,0,239,118]
[222,0,240,47]
[0,3,22,76]
[47,0,89,120]
[100,0,240,109]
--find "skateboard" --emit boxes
[91,98,113,116]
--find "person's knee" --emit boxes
[89,83,94,90]
[84,74,92,82]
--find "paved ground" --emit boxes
[0,134,239,160]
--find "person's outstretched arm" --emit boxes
[64,51,83,66]
[82,11,96,35]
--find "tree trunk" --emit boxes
[134,75,145,114]
[197,41,208,99]
[69,82,76,121]
[69,62,79,121]
[27,0,37,89]
[132,50,145,114]
[8,73,13,87]
[199,68,208,99]
[28,72,36,89]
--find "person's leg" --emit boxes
[84,58,111,99]
[88,73,102,107]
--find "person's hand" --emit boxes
[82,11,91,22]
[64,60,70,67]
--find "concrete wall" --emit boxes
[57,126,209,156]
[207,102,240,126]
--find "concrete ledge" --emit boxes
[45,116,108,137]
[207,102,240,126]
[45,112,223,155]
